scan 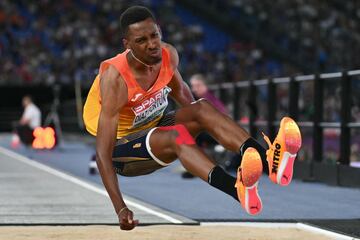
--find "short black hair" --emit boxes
[120,6,156,37]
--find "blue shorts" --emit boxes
[112,112,175,177]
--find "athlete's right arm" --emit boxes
[96,65,138,230]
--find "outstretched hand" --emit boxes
[117,207,139,231]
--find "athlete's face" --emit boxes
[123,18,162,65]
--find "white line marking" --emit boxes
[201,222,295,228]
[201,222,357,239]
[297,223,357,240]
[0,146,182,224]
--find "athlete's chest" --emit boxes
[132,67,161,91]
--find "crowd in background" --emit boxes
[2,0,359,84]
[205,0,360,72]
[0,0,297,87]
[1,0,359,163]
[0,0,124,86]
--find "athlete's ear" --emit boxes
[123,38,130,49]
[157,24,162,40]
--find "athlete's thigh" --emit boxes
[173,102,203,136]
[148,128,178,164]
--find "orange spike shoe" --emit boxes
[235,147,263,215]
[263,117,302,186]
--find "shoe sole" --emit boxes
[241,148,263,187]
[244,182,263,215]
[241,148,263,215]
[277,118,302,185]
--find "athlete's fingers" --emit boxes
[120,218,138,230]
[127,211,134,224]
[118,208,138,231]
[120,218,132,230]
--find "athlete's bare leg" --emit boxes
[174,99,250,152]
[173,99,271,177]
[149,126,215,181]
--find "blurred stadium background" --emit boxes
[0,0,359,239]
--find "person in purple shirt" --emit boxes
[181,74,232,178]
[190,74,229,115]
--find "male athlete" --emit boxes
[83,6,301,231]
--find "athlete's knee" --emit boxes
[159,124,196,146]
[193,98,215,116]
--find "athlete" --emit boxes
[83,6,302,231]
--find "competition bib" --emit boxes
[131,86,172,128]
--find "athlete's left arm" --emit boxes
[165,43,195,106]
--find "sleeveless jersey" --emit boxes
[83,47,174,138]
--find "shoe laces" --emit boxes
[235,167,247,190]
[262,132,274,156]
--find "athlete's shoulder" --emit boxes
[161,42,179,69]
[101,64,120,81]
[100,65,127,90]
[99,49,128,73]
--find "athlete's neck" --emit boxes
[130,50,158,71]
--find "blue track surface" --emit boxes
[1,133,359,221]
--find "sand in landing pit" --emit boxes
[0,225,333,240]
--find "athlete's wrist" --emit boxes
[115,202,127,214]
[117,206,129,216]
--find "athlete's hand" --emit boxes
[117,207,139,231]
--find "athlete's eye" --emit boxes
[135,38,146,43]
[151,33,159,38]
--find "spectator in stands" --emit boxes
[190,74,229,115]
[12,95,41,146]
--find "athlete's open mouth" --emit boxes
[148,48,161,56]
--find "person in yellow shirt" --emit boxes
[83,6,301,231]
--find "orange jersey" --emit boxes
[83,47,174,138]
